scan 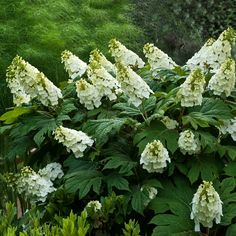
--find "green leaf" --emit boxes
[197,131,218,152]
[182,98,232,129]
[151,215,197,236]
[82,118,130,147]
[131,186,150,214]
[226,224,236,236]
[0,125,14,135]
[217,177,236,225]
[187,156,222,184]
[0,107,33,124]
[103,154,137,175]
[140,96,157,113]
[64,170,103,198]
[105,173,130,193]
[224,162,236,176]
[113,103,141,117]
[134,120,179,154]
[64,157,97,174]
[149,176,196,235]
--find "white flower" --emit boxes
[187,28,236,73]
[178,130,200,155]
[89,49,115,74]
[177,68,205,107]
[109,39,145,68]
[13,91,31,107]
[207,58,235,97]
[143,43,177,71]
[61,50,87,79]
[16,166,56,203]
[54,126,94,158]
[116,62,153,107]
[86,200,102,213]
[87,60,121,101]
[141,186,158,200]
[218,118,236,141]
[191,181,223,232]
[6,56,62,107]
[34,72,63,106]
[161,116,179,129]
[75,79,102,110]
[140,140,170,173]
[38,162,64,181]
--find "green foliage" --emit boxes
[1,29,236,235]
[122,219,140,236]
[0,0,142,113]
[149,177,197,236]
[132,0,236,64]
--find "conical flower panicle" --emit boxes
[191,181,223,232]
[75,79,102,110]
[87,60,121,101]
[178,130,201,155]
[187,28,236,73]
[54,126,94,158]
[143,43,177,72]
[116,62,153,107]
[140,140,170,173]
[61,50,87,79]
[16,163,63,203]
[177,68,205,107]
[89,49,115,74]
[6,56,62,107]
[207,58,235,97]
[109,39,145,68]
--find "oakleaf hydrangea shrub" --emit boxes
[1,28,236,235]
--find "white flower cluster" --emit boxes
[16,164,63,203]
[85,200,102,213]
[6,56,62,107]
[87,60,121,101]
[219,118,236,141]
[141,186,158,200]
[191,181,223,232]
[178,130,200,155]
[75,79,102,110]
[89,49,115,74]
[187,28,235,73]
[116,62,153,107]
[61,50,87,79]
[140,140,170,173]
[143,43,177,71]
[177,68,205,107]
[161,116,179,130]
[38,162,64,181]
[207,58,235,97]
[54,126,94,158]
[109,39,145,68]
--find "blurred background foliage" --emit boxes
[0,0,236,112]
[132,0,236,65]
[0,0,142,112]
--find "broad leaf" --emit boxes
[64,170,103,198]
[149,176,196,235]
[216,177,236,226]
[82,118,131,147]
[134,120,179,154]
[105,173,130,193]
[103,154,137,175]
[187,155,222,184]
[0,107,33,124]
[182,98,232,129]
